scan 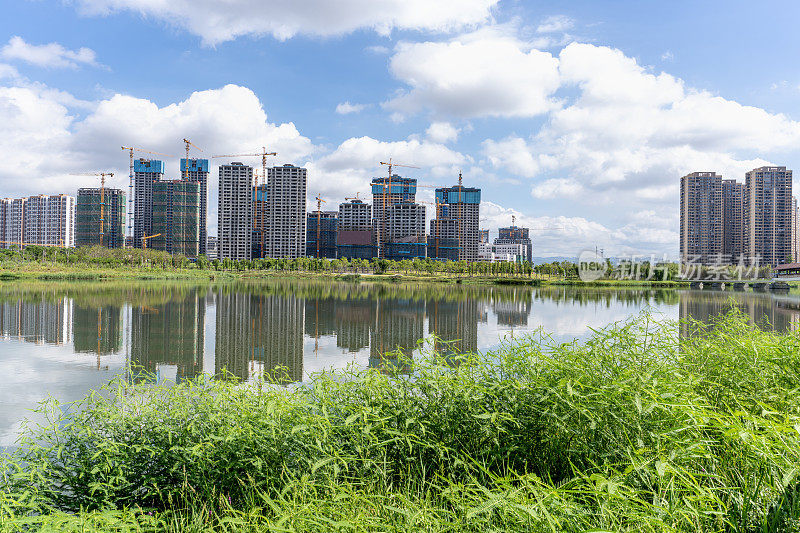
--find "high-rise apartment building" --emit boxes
[306,211,338,258]
[133,159,164,248]
[337,199,375,259]
[371,175,416,257]
[13,194,75,248]
[252,184,268,259]
[264,164,307,259]
[428,218,460,261]
[338,198,372,230]
[680,172,723,264]
[431,180,481,261]
[793,197,799,262]
[217,162,253,261]
[181,158,209,256]
[388,202,426,242]
[76,188,126,248]
[0,198,26,248]
[744,166,793,266]
[494,225,533,262]
[151,180,200,256]
[721,179,744,261]
[384,202,426,260]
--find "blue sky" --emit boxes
[1,0,799,257]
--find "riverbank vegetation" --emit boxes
[0,245,695,286]
[3,309,800,531]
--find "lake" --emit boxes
[1,280,799,447]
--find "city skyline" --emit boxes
[1,1,799,257]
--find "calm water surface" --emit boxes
[1,280,799,446]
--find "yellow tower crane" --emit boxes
[182,138,204,178]
[121,146,174,247]
[344,192,363,202]
[71,172,114,244]
[377,159,419,258]
[141,233,162,250]
[314,195,327,258]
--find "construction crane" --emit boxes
[141,233,161,250]
[72,172,114,244]
[377,159,419,257]
[182,138,204,178]
[314,195,327,258]
[211,148,277,258]
[211,148,277,182]
[417,198,447,259]
[344,192,363,202]
[121,146,174,246]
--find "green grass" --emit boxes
[3,310,800,531]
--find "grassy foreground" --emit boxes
[3,311,800,532]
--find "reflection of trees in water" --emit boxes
[129,289,206,383]
[534,286,680,307]
[678,290,800,336]
[214,289,304,384]
[0,297,72,346]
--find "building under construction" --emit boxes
[428,218,460,261]
[494,224,533,262]
[151,180,200,256]
[371,175,416,257]
[306,211,338,258]
[181,158,209,255]
[384,201,426,260]
[337,198,375,259]
[132,159,164,249]
[429,181,481,261]
[76,188,126,248]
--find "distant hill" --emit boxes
[532,256,578,265]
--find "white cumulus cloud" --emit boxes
[1,36,101,69]
[71,0,499,45]
[0,82,315,238]
[425,122,459,143]
[335,101,369,115]
[536,15,574,34]
[386,26,560,118]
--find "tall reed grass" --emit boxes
[3,309,800,531]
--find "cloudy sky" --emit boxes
[1,0,799,258]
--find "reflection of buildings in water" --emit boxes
[369,298,425,373]
[334,297,373,353]
[0,297,73,345]
[215,292,304,383]
[493,297,532,327]
[427,299,482,355]
[73,305,122,355]
[304,298,338,340]
[678,291,800,336]
[130,292,205,383]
